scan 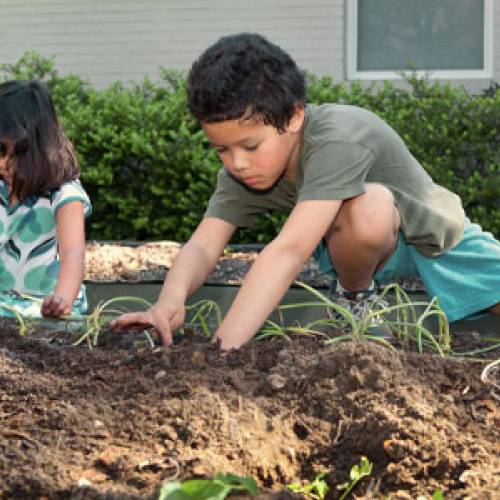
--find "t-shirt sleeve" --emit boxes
[297,142,374,202]
[52,179,92,217]
[204,169,271,228]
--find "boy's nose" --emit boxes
[233,155,249,172]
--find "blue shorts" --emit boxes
[313,219,500,322]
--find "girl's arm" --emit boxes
[42,201,86,317]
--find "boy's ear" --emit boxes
[288,104,305,134]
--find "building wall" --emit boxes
[0,0,345,88]
[0,0,497,92]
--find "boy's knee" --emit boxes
[333,184,398,246]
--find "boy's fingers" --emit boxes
[153,315,173,346]
[110,310,175,346]
[110,312,152,330]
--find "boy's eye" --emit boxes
[244,144,259,152]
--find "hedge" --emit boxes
[1,52,499,242]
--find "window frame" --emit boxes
[346,0,493,80]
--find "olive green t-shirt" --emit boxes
[205,104,465,256]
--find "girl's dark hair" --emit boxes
[0,80,79,201]
[188,33,306,132]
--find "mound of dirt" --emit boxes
[1,322,498,499]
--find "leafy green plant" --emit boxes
[417,487,444,500]
[158,473,258,500]
[0,293,223,349]
[0,303,30,336]
[257,282,451,356]
[184,299,222,337]
[337,456,372,500]
[287,471,329,499]
[73,297,223,348]
[73,296,154,349]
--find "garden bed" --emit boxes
[0,242,499,499]
[1,319,499,499]
[0,314,500,499]
[84,241,333,288]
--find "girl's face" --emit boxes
[0,143,14,185]
[202,107,304,190]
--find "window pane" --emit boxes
[358,0,484,71]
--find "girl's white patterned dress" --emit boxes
[0,179,91,317]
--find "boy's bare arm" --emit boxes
[111,217,235,344]
[214,199,342,349]
[157,217,235,306]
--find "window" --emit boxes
[346,0,493,80]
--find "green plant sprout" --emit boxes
[417,487,444,500]
[287,471,329,499]
[158,472,258,500]
[73,296,153,348]
[0,293,223,350]
[183,299,222,337]
[75,297,223,348]
[0,303,30,336]
[337,456,373,500]
[257,281,452,356]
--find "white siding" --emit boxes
[0,0,497,92]
[494,0,500,88]
[0,0,345,88]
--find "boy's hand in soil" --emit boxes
[110,218,235,346]
[211,200,341,350]
[42,294,72,317]
[110,302,185,346]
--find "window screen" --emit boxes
[357,0,485,71]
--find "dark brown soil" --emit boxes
[1,320,499,500]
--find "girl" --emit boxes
[0,80,91,318]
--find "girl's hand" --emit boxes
[110,302,185,346]
[42,294,72,317]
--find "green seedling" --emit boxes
[73,296,153,349]
[183,299,222,337]
[287,471,329,499]
[433,488,444,500]
[0,302,30,336]
[417,487,444,500]
[158,472,258,500]
[1,293,223,349]
[452,340,500,359]
[337,456,373,500]
[257,281,451,356]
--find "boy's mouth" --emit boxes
[242,176,260,186]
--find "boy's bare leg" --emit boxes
[324,183,400,291]
[489,303,500,315]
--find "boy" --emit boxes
[111,33,500,349]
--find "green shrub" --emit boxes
[1,53,498,242]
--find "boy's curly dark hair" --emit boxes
[188,33,305,133]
